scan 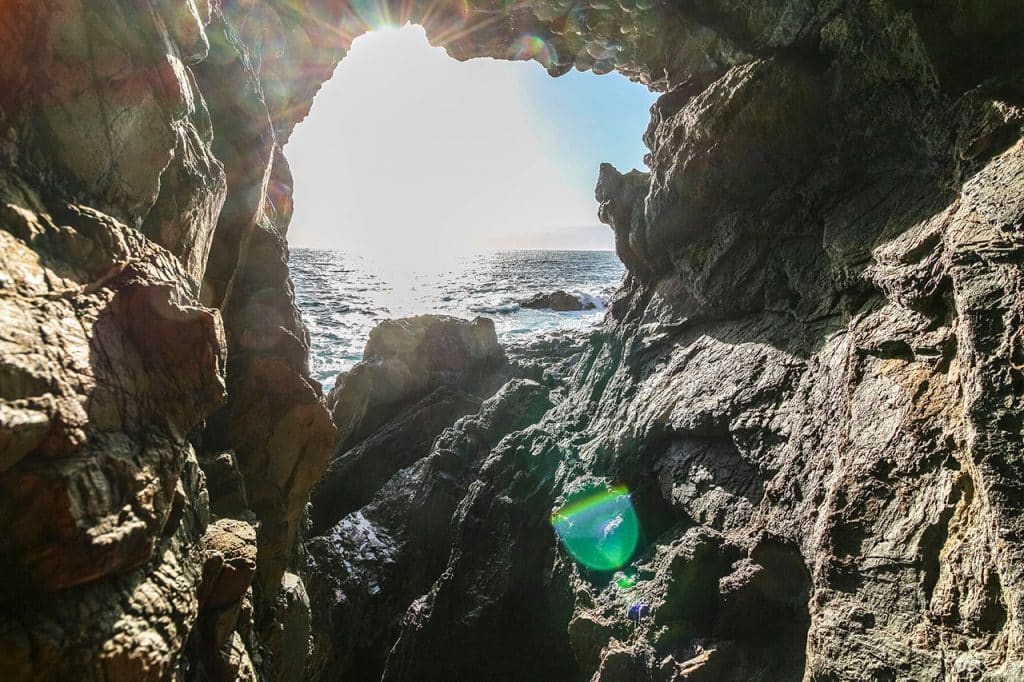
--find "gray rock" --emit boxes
[522,290,596,311]
[306,380,555,680]
[327,314,509,449]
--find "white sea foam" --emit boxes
[572,291,609,310]
[468,300,521,314]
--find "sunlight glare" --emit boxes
[285,24,654,255]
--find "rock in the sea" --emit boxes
[522,290,596,311]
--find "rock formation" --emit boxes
[310,315,509,536]
[325,314,509,450]
[1,0,1023,680]
[306,377,555,678]
[0,1,336,678]
[523,290,597,311]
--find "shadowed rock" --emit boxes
[309,385,483,536]
[327,314,510,450]
[306,379,555,679]
[311,315,512,537]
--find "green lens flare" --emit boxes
[551,484,639,571]
[615,570,637,590]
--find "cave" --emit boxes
[1,1,1023,681]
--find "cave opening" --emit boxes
[287,21,659,680]
[9,0,1024,679]
[282,22,656,383]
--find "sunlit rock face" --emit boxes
[0,1,333,679]
[0,0,1022,681]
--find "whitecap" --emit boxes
[468,299,521,314]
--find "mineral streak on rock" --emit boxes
[1,0,1023,680]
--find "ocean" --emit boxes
[290,248,625,386]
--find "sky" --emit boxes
[284,24,657,254]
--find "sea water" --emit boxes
[290,248,625,386]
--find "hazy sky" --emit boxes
[284,24,656,254]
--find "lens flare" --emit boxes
[615,568,637,590]
[551,484,639,571]
[349,0,395,31]
[509,34,557,69]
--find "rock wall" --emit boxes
[0,1,336,678]
[1,0,1022,680]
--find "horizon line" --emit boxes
[288,245,617,253]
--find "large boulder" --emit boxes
[327,315,510,450]
[306,379,555,680]
[311,316,511,537]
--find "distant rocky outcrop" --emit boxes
[522,290,596,311]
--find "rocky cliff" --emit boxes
[1,0,1022,680]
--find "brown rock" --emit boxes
[201,519,258,611]
[1,0,1023,680]
[0,188,225,594]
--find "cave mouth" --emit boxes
[282,22,655,382]
[284,22,656,256]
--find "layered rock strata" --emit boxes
[0,0,1022,680]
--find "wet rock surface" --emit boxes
[306,378,555,679]
[310,385,484,536]
[522,289,597,311]
[1,0,1023,680]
